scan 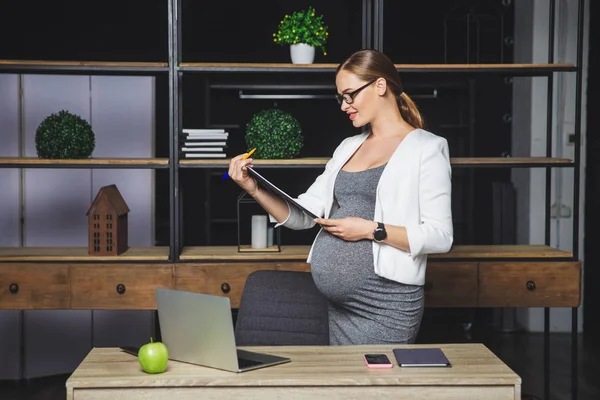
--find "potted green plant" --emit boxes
[273,5,329,64]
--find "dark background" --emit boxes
[0,0,596,332]
[0,0,515,248]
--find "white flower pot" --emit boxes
[290,43,315,64]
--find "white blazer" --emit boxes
[275,128,454,286]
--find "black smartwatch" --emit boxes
[373,222,387,242]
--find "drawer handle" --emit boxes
[9,283,19,294]
[526,281,536,291]
[116,284,126,295]
[221,283,231,293]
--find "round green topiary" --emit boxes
[35,110,96,159]
[245,109,304,159]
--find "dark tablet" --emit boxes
[246,166,319,220]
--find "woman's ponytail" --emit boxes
[397,92,423,129]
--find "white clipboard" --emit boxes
[246,167,319,220]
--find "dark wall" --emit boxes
[0,0,515,248]
[0,0,167,61]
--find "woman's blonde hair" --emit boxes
[336,49,423,129]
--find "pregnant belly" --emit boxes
[310,229,374,304]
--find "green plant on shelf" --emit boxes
[35,110,95,159]
[273,5,329,55]
[245,109,304,159]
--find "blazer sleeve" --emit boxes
[273,137,352,230]
[404,137,454,256]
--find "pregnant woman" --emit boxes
[227,49,453,345]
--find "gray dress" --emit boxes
[310,164,424,345]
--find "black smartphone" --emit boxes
[363,353,393,368]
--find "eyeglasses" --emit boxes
[335,79,378,105]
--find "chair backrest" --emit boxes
[234,270,330,346]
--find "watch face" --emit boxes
[374,228,386,241]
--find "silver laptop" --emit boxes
[154,288,291,372]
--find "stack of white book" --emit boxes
[180,129,228,159]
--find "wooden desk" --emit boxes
[66,344,521,400]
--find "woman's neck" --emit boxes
[369,106,414,140]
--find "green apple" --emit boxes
[138,337,169,374]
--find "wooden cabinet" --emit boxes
[478,261,582,307]
[174,262,310,308]
[70,264,173,309]
[0,258,583,310]
[0,264,70,309]
[424,262,478,308]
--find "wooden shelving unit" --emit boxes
[0,60,168,74]
[0,60,575,75]
[180,245,312,261]
[0,244,572,262]
[0,156,571,169]
[0,246,170,261]
[177,244,572,261]
[0,2,584,395]
[429,245,573,259]
[450,157,573,167]
[179,62,576,75]
[179,157,330,167]
[0,157,169,168]
[179,157,574,168]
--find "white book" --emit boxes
[185,134,229,139]
[182,129,225,134]
[182,147,224,152]
[185,131,228,135]
[184,153,227,158]
[183,141,227,146]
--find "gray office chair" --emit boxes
[234,270,330,346]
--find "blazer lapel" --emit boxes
[377,129,420,196]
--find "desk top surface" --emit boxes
[66,343,521,389]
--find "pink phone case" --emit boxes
[364,354,393,368]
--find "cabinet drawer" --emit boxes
[424,262,478,307]
[174,262,310,308]
[70,264,173,309]
[479,261,582,307]
[0,264,69,309]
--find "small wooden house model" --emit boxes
[86,184,130,256]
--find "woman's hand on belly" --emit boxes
[314,216,376,241]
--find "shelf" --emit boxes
[179,62,576,76]
[179,158,329,168]
[0,157,571,170]
[0,247,170,261]
[451,157,574,168]
[0,245,571,262]
[0,60,168,74]
[179,157,573,169]
[430,245,573,260]
[179,244,572,261]
[180,245,312,261]
[0,158,169,169]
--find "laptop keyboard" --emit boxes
[238,357,264,369]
